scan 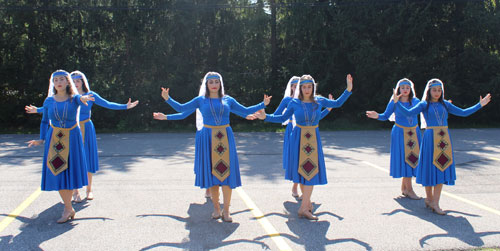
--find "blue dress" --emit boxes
[79,91,128,173]
[377,98,422,178]
[166,95,266,188]
[40,96,89,191]
[166,109,249,175]
[265,90,352,185]
[397,100,482,186]
[273,96,330,172]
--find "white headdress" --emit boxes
[420,78,445,129]
[70,70,91,93]
[196,72,225,130]
[282,76,300,126]
[389,78,417,122]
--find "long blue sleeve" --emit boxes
[39,99,50,140]
[265,102,295,123]
[273,97,292,115]
[92,91,128,110]
[36,107,43,113]
[166,96,201,112]
[73,94,84,107]
[320,109,330,120]
[377,101,395,121]
[166,109,196,120]
[228,96,266,117]
[446,101,482,117]
[319,90,352,108]
[397,101,425,116]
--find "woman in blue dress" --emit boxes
[366,78,422,200]
[158,71,271,222]
[273,76,332,199]
[27,70,94,223]
[394,79,491,214]
[27,71,139,202]
[252,74,352,220]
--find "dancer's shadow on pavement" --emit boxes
[0,201,111,250]
[383,197,500,247]
[255,201,372,251]
[137,201,269,250]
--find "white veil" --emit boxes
[282,76,299,126]
[196,72,225,130]
[420,78,445,129]
[389,78,417,122]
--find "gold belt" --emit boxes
[296,125,319,181]
[79,118,91,142]
[395,124,420,168]
[47,123,78,176]
[426,126,453,172]
[204,124,230,182]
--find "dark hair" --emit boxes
[204,74,223,98]
[397,85,414,106]
[425,84,446,111]
[71,74,89,93]
[53,75,74,96]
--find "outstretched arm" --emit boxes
[228,96,268,117]
[153,109,196,121]
[92,91,135,110]
[272,97,291,115]
[367,101,395,121]
[260,102,295,123]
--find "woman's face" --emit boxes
[301,83,313,99]
[207,78,221,94]
[53,76,69,93]
[399,84,411,97]
[430,86,442,101]
[73,78,83,91]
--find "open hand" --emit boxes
[25,105,39,114]
[127,98,139,109]
[392,88,402,103]
[366,111,379,119]
[480,93,491,107]
[161,87,170,101]
[263,94,272,106]
[153,112,167,120]
[27,139,43,147]
[327,94,333,111]
[254,109,266,120]
[80,94,95,106]
[346,74,353,92]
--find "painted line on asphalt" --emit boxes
[235,187,292,251]
[0,187,42,233]
[489,157,500,161]
[361,161,500,217]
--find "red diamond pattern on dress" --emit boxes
[305,132,312,139]
[439,130,446,137]
[407,153,418,165]
[54,142,64,152]
[304,146,312,153]
[407,140,415,148]
[216,131,224,140]
[438,141,447,150]
[407,130,414,137]
[50,156,65,170]
[437,153,450,167]
[57,131,64,138]
[215,161,228,174]
[302,161,315,174]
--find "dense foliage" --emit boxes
[1,0,498,132]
